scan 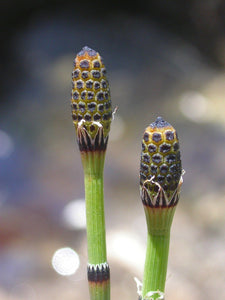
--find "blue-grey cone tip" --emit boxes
[77,46,97,57]
[150,116,171,128]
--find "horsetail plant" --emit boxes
[71,46,112,300]
[70,46,184,300]
[139,117,183,299]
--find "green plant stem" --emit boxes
[142,232,170,298]
[81,151,110,300]
[82,151,106,264]
[89,281,110,300]
[84,174,106,264]
[142,206,176,299]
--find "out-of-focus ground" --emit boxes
[0,1,225,299]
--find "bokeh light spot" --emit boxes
[108,231,145,273]
[52,247,80,276]
[179,91,208,122]
[62,199,86,230]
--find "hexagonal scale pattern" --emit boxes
[71,46,112,139]
[140,117,182,201]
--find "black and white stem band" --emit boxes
[87,262,110,283]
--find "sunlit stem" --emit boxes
[82,151,107,264]
[81,150,110,300]
[142,206,176,299]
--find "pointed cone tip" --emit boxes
[77,46,98,57]
[150,116,172,129]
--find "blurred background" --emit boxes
[0,1,225,299]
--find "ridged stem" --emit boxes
[89,281,110,300]
[142,233,169,299]
[142,206,176,299]
[81,151,110,300]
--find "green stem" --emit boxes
[142,233,170,298]
[89,281,110,300]
[84,172,107,264]
[142,206,176,299]
[82,151,106,264]
[82,151,110,300]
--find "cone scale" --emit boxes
[71,46,112,300]
[140,117,183,299]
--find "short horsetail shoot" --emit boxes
[140,117,183,299]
